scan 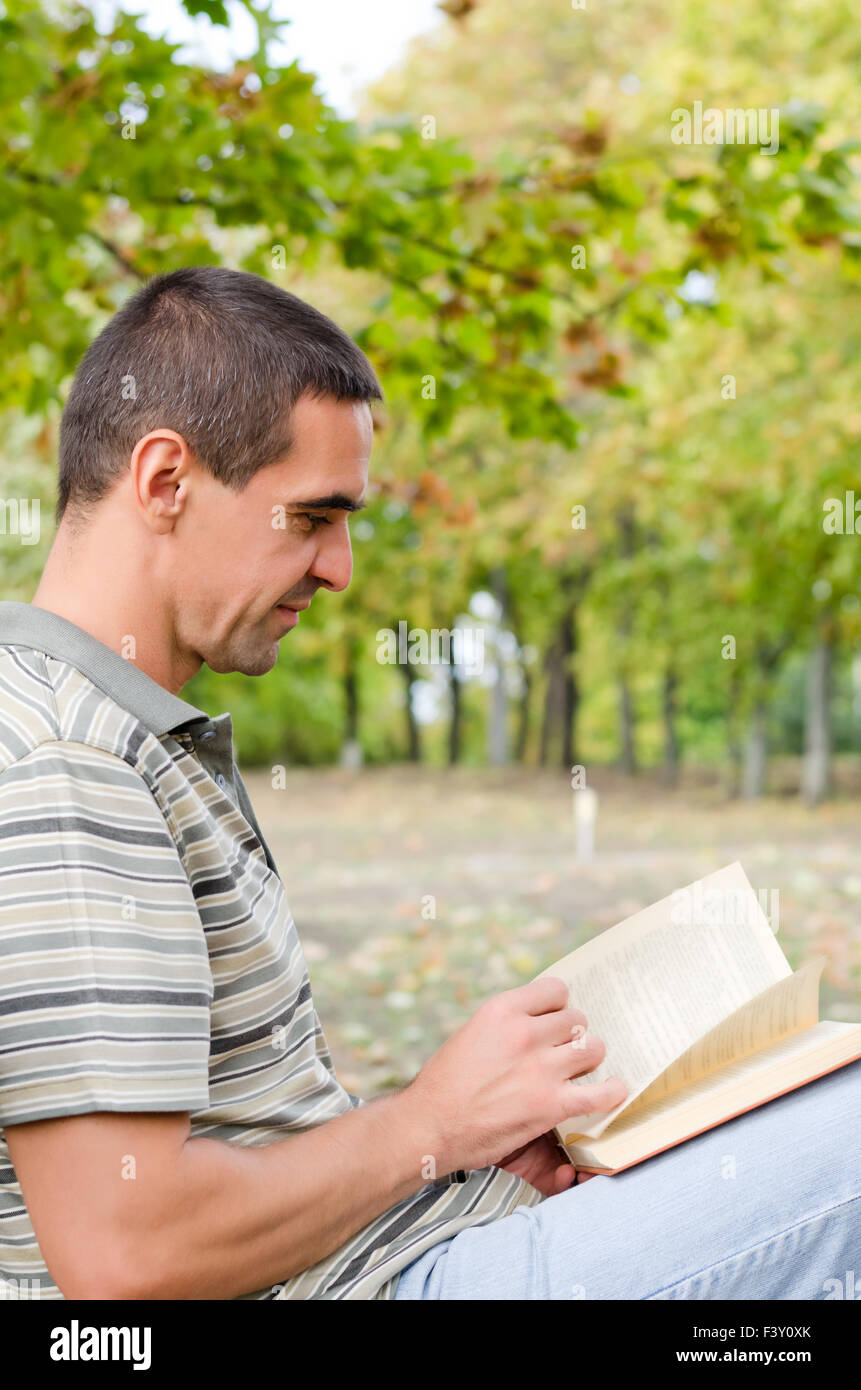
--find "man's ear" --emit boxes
[130,430,194,530]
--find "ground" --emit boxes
[242,764,861,1099]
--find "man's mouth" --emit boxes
[275,601,311,628]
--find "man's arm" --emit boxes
[6,977,625,1299]
[6,1091,435,1300]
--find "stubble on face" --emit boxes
[204,615,282,677]
[211,582,322,675]
[173,395,371,681]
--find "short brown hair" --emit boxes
[57,265,383,524]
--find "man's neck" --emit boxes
[32,518,198,696]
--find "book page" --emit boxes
[539,863,791,1139]
[569,1020,861,1164]
[621,956,824,1119]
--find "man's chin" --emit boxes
[204,638,281,678]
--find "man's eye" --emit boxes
[300,513,332,529]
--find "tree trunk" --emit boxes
[488,663,509,766]
[488,568,509,766]
[662,665,679,786]
[739,632,798,800]
[560,604,578,770]
[515,662,532,762]
[540,600,581,768]
[801,632,833,805]
[725,666,743,798]
[398,660,422,762]
[539,641,561,767]
[340,641,363,769]
[618,676,637,776]
[742,701,767,799]
[615,505,637,775]
[448,665,462,766]
[507,603,532,764]
[344,652,359,744]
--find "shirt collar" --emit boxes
[0,602,212,739]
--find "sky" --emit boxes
[92,0,444,117]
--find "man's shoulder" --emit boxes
[0,642,154,778]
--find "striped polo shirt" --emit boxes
[0,601,542,1300]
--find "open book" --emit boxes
[536,862,861,1174]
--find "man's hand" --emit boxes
[404,975,626,1178]
[495,1134,604,1195]
[495,1132,577,1196]
[5,976,621,1298]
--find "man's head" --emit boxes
[54,266,382,680]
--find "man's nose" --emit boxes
[311,525,353,594]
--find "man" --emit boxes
[0,267,857,1301]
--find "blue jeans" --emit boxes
[393,1058,861,1299]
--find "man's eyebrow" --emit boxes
[289,494,367,513]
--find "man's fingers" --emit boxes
[515,974,571,1016]
[553,1163,577,1194]
[560,1074,628,1116]
[535,1006,589,1044]
[550,1028,606,1078]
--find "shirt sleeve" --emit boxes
[0,739,213,1126]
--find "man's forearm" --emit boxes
[10,978,608,1299]
[107,1086,440,1300]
